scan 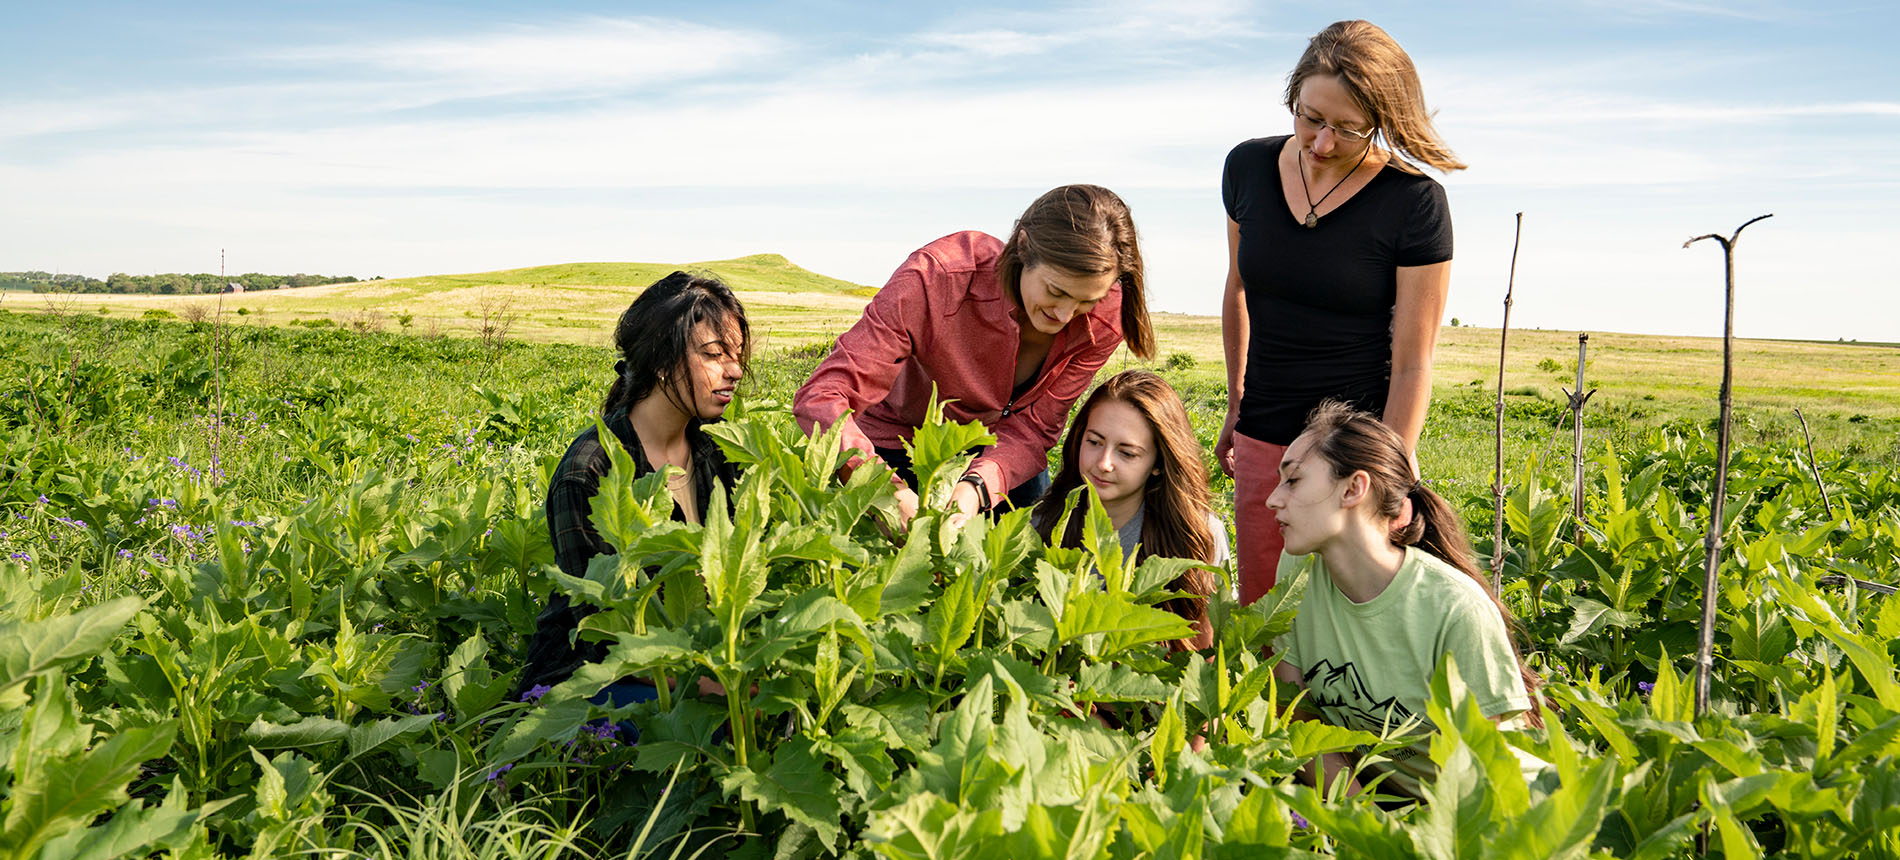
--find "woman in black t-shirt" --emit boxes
[1217,20,1462,605]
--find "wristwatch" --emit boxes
[957,473,992,513]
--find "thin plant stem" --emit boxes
[1564,333,1596,543]
[1684,212,1772,718]
[1793,407,1835,519]
[1491,212,1523,593]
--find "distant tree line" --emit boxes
[0,270,372,294]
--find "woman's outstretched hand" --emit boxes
[944,479,983,530]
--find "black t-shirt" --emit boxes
[1222,136,1453,444]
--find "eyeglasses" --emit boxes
[1291,104,1376,142]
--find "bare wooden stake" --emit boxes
[1793,408,1834,519]
[1685,213,1773,718]
[1491,213,1524,594]
[1563,333,1596,542]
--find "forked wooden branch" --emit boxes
[1684,213,1772,718]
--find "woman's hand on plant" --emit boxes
[894,487,921,529]
[945,480,982,529]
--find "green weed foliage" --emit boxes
[1,312,1898,858]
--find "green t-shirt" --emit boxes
[1277,546,1533,799]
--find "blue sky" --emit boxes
[3,0,1896,341]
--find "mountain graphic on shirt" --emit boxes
[1301,658,1417,732]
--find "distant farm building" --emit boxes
[224,282,244,293]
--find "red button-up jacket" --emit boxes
[793,231,1124,494]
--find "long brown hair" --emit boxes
[1034,371,1218,634]
[996,184,1153,358]
[1284,20,1465,174]
[1300,400,1543,724]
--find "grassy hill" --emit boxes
[370,254,876,296]
[59,253,880,350]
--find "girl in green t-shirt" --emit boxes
[1267,401,1542,799]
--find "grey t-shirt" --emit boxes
[1115,504,1231,567]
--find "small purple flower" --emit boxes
[151,550,168,563]
[36,495,49,505]
[520,684,552,703]
[1290,810,1310,829]
[585,722,621,742]
[1637,681,1655,695]
[485,763,513,782]
[117,549,134,559]
[9,552,29,560]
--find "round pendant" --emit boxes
[1303,211,1319,228]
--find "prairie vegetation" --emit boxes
[2,284,1897,857]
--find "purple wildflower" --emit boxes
[485,763,513,782]
[520,684,552,703]
[1636,681,1655,695]
[36,495,49,505]
[117,549,134,559]
[9,552,28,560]
[1290,810,1310,829]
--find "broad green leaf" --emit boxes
[0,597,143,696]
[721,735,844,847]
[1689,739,1764,778]
[842,689,933,753]
[961,651,1068,713]
[815,726,896,797]
[34,777,233,860]
[345,713,439,760]
[241,716,349,751]
[1214,787,1293,848]
[864,791,1001,860]
[875,527,936,617]
[1487,757,1616,860]
[1074,662,1172,704]
[924,566,985,655]
[1286,721,1380,759]
[1559,595,1640,645]
[2,723,176,859]
[1056,592,1194,658]
[1150,691,1186,789]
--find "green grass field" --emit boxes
[23,255,1900,497]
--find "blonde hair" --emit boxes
[1284,20,1465,174]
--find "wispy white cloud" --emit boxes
[1573,0,1789,21]
[914,28,1080,57]
[260,16,783,98]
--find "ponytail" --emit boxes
[1305,400,1545,725]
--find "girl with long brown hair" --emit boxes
[1268,401,1543,799]
[1032,370,1228,650]
[796,185,1153,530]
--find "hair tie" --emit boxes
[614,359,628,376]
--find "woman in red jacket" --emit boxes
[795,184,1154,527]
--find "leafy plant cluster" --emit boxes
[0,312,1897,858]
